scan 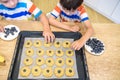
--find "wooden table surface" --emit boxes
[0,20,120,80]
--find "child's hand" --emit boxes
[71,39,84,50]
[70,25,80,32]
[42,30,55,43]
[0,25,4,32]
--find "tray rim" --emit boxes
[7,31,90,80]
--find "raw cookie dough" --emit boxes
[65,67,75,77]
[55,58,64,67]
[26,48,34,56]
[56,50,64,57]
[20,66,31,77]
[66,58,74,66]
[23,57,33,66]
[66,50,74,57]
[36,57,44,66]
[44,42,52,47]
[54,41,61,47]
[46,58,54,67]
[54,67,64,78]
[36,48,44,56]
[33,40,41,47]
[63,41,71,48]
[46,50,54,56]
[31,66,42,77]
[43,67,53,78]
[24,40,32,48]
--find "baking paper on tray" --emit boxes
[18,38,79,79]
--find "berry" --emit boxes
[86,38,104,54]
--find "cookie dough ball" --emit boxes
[23,57,33,66]
[33,40,41,47]
[36,57,44,66]
[44,42,52,47]
[65,67,75,77]
[54,41,61,47]
[24,40,32,48]
[66,50,74,57]
[46,50,54,56]
[66,58,74,67]
[26,48,34,56]
[46,58,54,67]
[36,48,44,56]
[56,50,64,57]
[55,58,64,67]
[54,67,64,78]
[43,67,53,78]
[63,41,71,48]
[31,66,42,77]
[20,66,31,77]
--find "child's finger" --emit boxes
[44,35,48,43]
[71,43,76,50]
[51,35,55,43]
[71,42,79,50]
[76,46,80,50]
[50,36,54,43]
[47,35,51,43]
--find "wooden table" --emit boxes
[0,20,120,80]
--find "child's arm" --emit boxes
[39,13,55,43]
[26,1,54,43]
[0,25,4,32]
[48,16,80,32]
[71,20,94,50]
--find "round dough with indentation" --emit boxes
[23,57,33,66]
[24,40,32,48]
[46,50,54,56]
[36,48,44,56]
[36,57,44,66]
[43,67,53,78]
[46,58,54,67]
[54,67,64,78]
[66,50,74,57]
[56,50,64,57]
[33,40,41,47]
[66,58,74,66]
[44,42,52,47]
[26,48,34,56]
[55,58,64,67]
[54,41,61,47]
[63,41,71,48]
[65,67,75,77]
[20,66,31,77]
[31,66,42,77]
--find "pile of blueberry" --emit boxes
[86,38,104,54]
[4,27,18,38]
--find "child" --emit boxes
[0,0,55,42]
[48,0,94,50]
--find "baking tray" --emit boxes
[7,31,89,80]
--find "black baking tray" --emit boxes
[7,31,89,80]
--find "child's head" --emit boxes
[0,0,18,8]
[60,0,83,11]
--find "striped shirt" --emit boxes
[50,3,89,22]
[0,0,42,20]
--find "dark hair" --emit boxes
[60,0,83,10]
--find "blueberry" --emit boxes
[4,35,8,38]
[11,27,18,32]
[86,38,104,54]
[5,28,10,31]
[10,31,14,35]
